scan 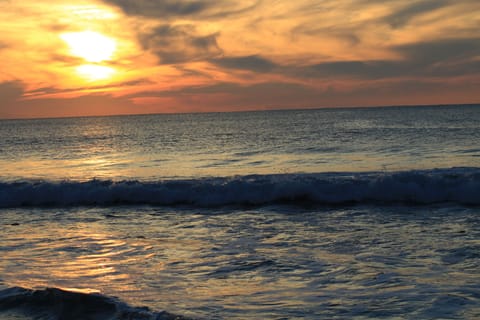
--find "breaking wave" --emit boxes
[1,168,479,208]
[0,286,190,320]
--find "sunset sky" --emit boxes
[0,0,479,118]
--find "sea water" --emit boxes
[0,105,479,319]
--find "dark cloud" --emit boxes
[397,38,480,65]
[210,55,277,72]
[140,24,222,64]
[126,76,479,112]
[174,65,211,77]
[388,0,451,28]
[105,0,208,17]
[302,59,479,80]
[0,81,24,118]
[295,38,480,79]
[202,37,480,81]
[126,81,319,111]
[394,38,480,77]
[190,82,316,108]
[181,81,313,96]
[126,81,313,101]
[101,0,259,19]
[0,81,23,102]
[304,61,400,79]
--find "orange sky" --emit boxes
[0,0,479,118]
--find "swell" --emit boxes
[0,286,190,320]
[1,167,479,208]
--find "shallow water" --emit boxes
[2,205,479,319]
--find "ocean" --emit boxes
[1,105,479,319]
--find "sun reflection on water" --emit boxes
[1,206,480,319]
[0,219,144,294]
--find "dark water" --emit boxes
[1,105,479,319]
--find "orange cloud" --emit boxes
[0,0,479,118]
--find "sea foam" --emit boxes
[1,168,479,207]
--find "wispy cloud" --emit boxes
[139,24,222,64]
[292,37,480,79]
[101,0,260,19]
[0,0,478,118]
[387,0,451,28]
[210,55,276,73]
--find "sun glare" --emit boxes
[60,30,118,81]
[61,31,116,63]
[76,64,115,81]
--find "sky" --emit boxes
[0,0,479,118]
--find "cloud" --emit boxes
[140,24,222,64]
[1,0,479,118]
[172,81,313,96]
[210,55,277,72]
[126,76,480,113]
[2,93,140,119]
[393,38,480,77]
[293,37,480,79]
[126,81,320,112]
[397,38,480,65]
[302,61,397,79]
[101,0,259,19]
[108,0,209,17]
[0,81,23,102]
[387,0,451,28]
[0,81,24,117]
[20,78,154,100]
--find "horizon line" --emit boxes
[1,102,479,121]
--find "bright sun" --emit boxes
[61,30,116,62]
[76,64,115,81]
[60,30,117,80]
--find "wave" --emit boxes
[1,168,479,208]
[0,286,190,320]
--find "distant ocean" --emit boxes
[1,105,479,319]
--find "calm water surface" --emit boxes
[1,105,479,181]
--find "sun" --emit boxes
[76,64,115,81]
[60,30,117,81]
[61,30,116,63]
